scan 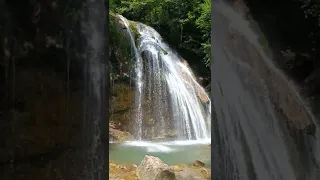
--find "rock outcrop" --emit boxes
[179,59,210,104]
[109,126,133,142]
[136,155,176,180]
[228,29,316,133]
[179,70,210,104]
[109,161,138,180]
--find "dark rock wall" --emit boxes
[0,0,108,179]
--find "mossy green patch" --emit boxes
[109,12,139,84]
[162,49,168,55]
[129,21,141,46]
[109,128,133,141]
[109,12,134,69]
[258,34,268,48]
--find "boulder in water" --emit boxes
[193,160,205,167]
[136,155,176,180]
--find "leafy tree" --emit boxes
[110,0,211,67]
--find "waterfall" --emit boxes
[82,0,106,179]
[118,15,144,140]
[118,15,211,141]
[211,2,320,180]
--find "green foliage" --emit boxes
[162,49,168,55]
[110,0,211,67]
[195,0,211,67]
[129,21,140,46]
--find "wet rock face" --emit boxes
[0,1,92,179]
[109,14,137,137]
[238,0,320,117]
[212,4,319,179]
[0,46,86,180]
[0,67,84,158]
[109,126,133,142]
[230,28,315,134]
[179,69,209,104]
[109,83,135,132]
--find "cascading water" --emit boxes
[118,15,211,141]
[118,15,144,140]
[211,1,320,180]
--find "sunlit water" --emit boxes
[109,140,211,166]
[112,13,211,170]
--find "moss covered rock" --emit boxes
[129,21,141,46]
[135,156,211,180]
[109,127,133,142]
[109,161,138,180]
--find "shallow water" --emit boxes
[109,140,211,167]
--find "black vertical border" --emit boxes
[105,0,110,179]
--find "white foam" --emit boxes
[123,141,173,152]
[119,139,211,153]
[160,139,211,146]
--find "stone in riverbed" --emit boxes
[109,161,138,180]
[193,160,205,167]
[170,166,183,172]
[174,166,211,180]
[136,156,211,180]
[136,155,176,180]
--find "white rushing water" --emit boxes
[118,15,211,141]
[120,139,211,153]
[118,15,144,140]
[211,1,320,180]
